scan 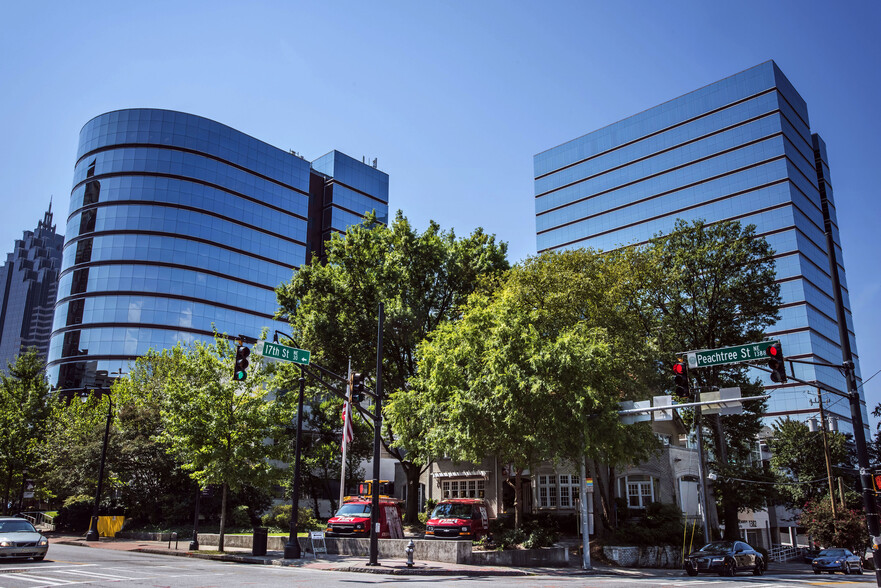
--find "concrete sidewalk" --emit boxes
[48,535,656,577]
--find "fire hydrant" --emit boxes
[405,539,415,568]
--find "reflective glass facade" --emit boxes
[534,61,865,434]
[0,206,64,369]
[48,109,388,391]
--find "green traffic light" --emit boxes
[234,370,247,381]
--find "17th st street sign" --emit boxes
[254,340,310,365]
[687,340,778,369]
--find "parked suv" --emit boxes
[425,498,489,540]
[325,497,404,539]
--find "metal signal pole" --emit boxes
[367,302,384,566]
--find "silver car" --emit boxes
[0,517,49,561]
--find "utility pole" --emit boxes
[367,302,384,567]
[815,136,881,586]
[816,390,837,518]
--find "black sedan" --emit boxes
[684,540,764,576]
[811,548,862,574]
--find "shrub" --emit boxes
[259,504,321,531]
[55,494,94,533]
[610,501,691,547]
[417,511,429,525]
[495,527,527,549]
[229,505,251,529]
[523,527,558,549]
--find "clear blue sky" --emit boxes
[2,1,879,422]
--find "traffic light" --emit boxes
[766,342,787,383]
[351,372,365,402]
[233,343,250,381]
[673,361,690,399]
[873,472,881,494]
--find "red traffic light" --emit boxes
[767,345,779,357]
[673,362,685,375]
[874,474,881,493]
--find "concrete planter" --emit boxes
[196,534,567,566]
[469,546,569,567]
[116,531,181,541]
[603,545,682,568]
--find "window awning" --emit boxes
[432,470,489,479]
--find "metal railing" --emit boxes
[19,511,55,531]
[769,543,804,562]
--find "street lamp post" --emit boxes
[272,331,306,560]
[85,392,112,542]
[284,368,306,559]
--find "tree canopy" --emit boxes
[397,248,661,526]
[275,211,509,521]
[619,218,782,538]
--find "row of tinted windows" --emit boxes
[78,109,311,189]
[59,234,299,289]
[535,93,781,194]
[63,207,305,271]
[537,157,789,236]
[534,63,782,176]
[57,264,280,311]
[539,180,795,252]
[328,184,390,224]
[53,294,283,341]
[311,151,389,202]
[68,176,307,240]
[73,147,309,217]
[536,134,787,216]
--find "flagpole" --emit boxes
[339,358,352,509]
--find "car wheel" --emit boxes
[725,559,737,576]
[844,562,851,575]
[814,569,821,574]
[753,558,764,576]
[685,563,698,577]
[33,556,45,562]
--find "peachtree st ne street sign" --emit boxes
[687,341,779,369]
[254,341,310,366]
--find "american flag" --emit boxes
[341,399,354,449]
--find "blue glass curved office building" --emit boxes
[48,109,388,391]
[534,61,864,433]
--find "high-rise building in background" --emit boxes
[47,109,388,392]
[534,61,864,435]
[0,205,64,369]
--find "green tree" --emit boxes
[800,497,866,554]
[150,336,282,551]
[275,212,509,522]
[295,392,372,516]
[398,248,661,528]
[621,219,781,539]
[0,351,52,512]
[768,418,850,510]
[36,392,110,504]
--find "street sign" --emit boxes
[700,387,743,416]
[687,341,779,369]
[254,341,310,365]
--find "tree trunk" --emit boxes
[2,466,12,515]
[402,461,422,524]
[711,414,739,540]
[589,460,616,536]
[218,483,227,552]
[513,468,524,529]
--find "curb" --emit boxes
[333,565,530,576]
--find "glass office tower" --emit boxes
[48,109,388,391]
[0,205,64,368]
[534,61,864,433]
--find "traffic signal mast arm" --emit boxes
[618,394,770,415]
[282,360,381,423]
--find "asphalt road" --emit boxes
[1,544,878,587]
